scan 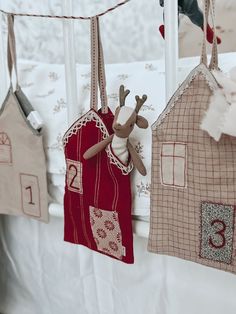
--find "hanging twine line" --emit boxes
[0,0,131,20]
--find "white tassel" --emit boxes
[200,89,229,141]
[201,68,236,141]
[213,68,236,137]
[223,104,236,137]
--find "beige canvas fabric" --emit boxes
[0,15,48,222]
[149,0,236,274]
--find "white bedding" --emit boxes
[1,53,236,314]
[15,52,236,216]
[1,215,236,314]
[17,58,167,216]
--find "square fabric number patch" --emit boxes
[200,202,235,264]
[66,159,83,194]
[20,173,41,217]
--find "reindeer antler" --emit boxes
[119,85,130,107]
[135,94,147,113]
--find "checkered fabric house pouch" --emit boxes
[0,15,48,222]
[148,0,236,274]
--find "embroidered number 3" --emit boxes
[209,219,226,249]
[200,202,235,264]
[66,159,83,194]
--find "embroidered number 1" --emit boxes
[25,186,35,205]
[20,174,41,217]
[200,202,235,264]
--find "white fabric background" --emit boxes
[14,58,168,216]
[0,0,164,64]
[1,53,236,314]
[1,215,236,314]
[1,1,236,314]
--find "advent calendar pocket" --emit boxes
[89,206,123,260]
[148,0,236,274]
[0,15,48,222]
[63,17,134,263]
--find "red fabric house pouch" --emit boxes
[63,17,134,264]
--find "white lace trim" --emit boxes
[152,63,219,131]
[63,109,133,175]
[63,109,109,147]
[106,144,133,175]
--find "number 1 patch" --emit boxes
[200,202,235,264]
[20,174,41,217]
[66,159,83,194]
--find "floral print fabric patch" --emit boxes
[89,206,123,260]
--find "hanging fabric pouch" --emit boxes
[63,17,134,263]
[149,0,236,274]
[0,15,48,222]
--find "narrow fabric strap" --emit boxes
[97,18,108,113]
[90,17,99,110]
[209,0,218,70]
[90,16,108,112]
[7,14,19,89]
[200,0,218,70]
[200,0,209,66]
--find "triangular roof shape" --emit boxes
[152,63,220,131]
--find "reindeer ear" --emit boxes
[136,115,149,129]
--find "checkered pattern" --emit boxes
[149,68,236,274]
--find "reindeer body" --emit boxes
[111,106,134,164]
[83,85,148,176]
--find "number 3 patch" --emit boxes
[200,202,235,264]
[66,159,83,194]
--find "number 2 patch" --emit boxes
[200,202,235,264]
[66,159,83,194]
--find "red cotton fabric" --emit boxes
[63,17,134,264]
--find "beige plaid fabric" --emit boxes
[149,66,236,274]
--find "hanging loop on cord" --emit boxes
[200,0,219,70]
[90,16,108,113]
[7,14,19,90]
[0,1,131,20]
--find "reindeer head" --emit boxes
[112,85,148,138]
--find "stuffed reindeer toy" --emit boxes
[83,85,149,176]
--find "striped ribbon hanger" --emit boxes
[0,0,131,20]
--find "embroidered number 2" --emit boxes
[69,164,80,190]
[200,202,235,264]
[66,159,83,194]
